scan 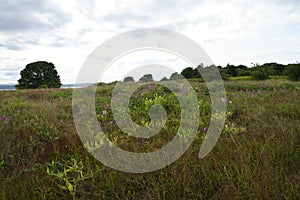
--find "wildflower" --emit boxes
[106,104,110,109]
[148,85,154,90]
[79,109,84,113]
[102,110,107,115]
[109,120,113,125]
[2,115,9,122]
[257,89,262,95]
[203,127,208,133]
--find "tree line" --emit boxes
[124,62,300,82]
[15,61,300,89]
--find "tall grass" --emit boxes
[0,80,299,199]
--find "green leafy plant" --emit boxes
[46,158,93,199]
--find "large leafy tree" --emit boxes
[16,61,62,89]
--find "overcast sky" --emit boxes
[0,0,299,84]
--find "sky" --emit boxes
[0,0,299,84]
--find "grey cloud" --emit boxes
[0,65,22,82]
[0,43,23,50]
[0,0,70,33]
[100,0,205,30]
[51,36,70,48]
[0,37,40,50]
[3,71,19,77]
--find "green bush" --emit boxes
[285,64,300,81]
[252,67,269,80]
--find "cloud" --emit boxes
[3,71,19,77]
[0,0,70,33]
[0,61,23,84]
[0,0,300,84]
[0,37,40,50]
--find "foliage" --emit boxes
[138,74,153,82]
[224,64,238,77]
[123,76,135,82]
[181,67,200,79]
[46,158,93,199]
[16,61,62,89]
[169,72,183,80]
[285,64,300,81]
[261,63,286,76]
[160,76,168,81]
[251,66,270,80]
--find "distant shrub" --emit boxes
[139,74,153,82]
[285,64,300,81]
[123,76,135,82]
[252,67,269,80]
[169,72,183,80]
[160,76,168,81]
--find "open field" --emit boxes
[0,79,299,199]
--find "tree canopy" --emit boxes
[123,76,135,82]
[16,61,62,89]
[181,67,200,79]
[285,64,300,81]
[139,74,153,82]
[169,72,183,80]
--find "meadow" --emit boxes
[0,78,299,199]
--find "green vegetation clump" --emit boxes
[123,76,135,82]
[176,62,300,82]
[285,64,300,81]
[0,80,299,199]
[138,74,153,82]
[251,66,270,80]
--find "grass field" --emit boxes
[0,79,299,199]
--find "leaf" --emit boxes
[65,179,73,193]
[46,167,50,175]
